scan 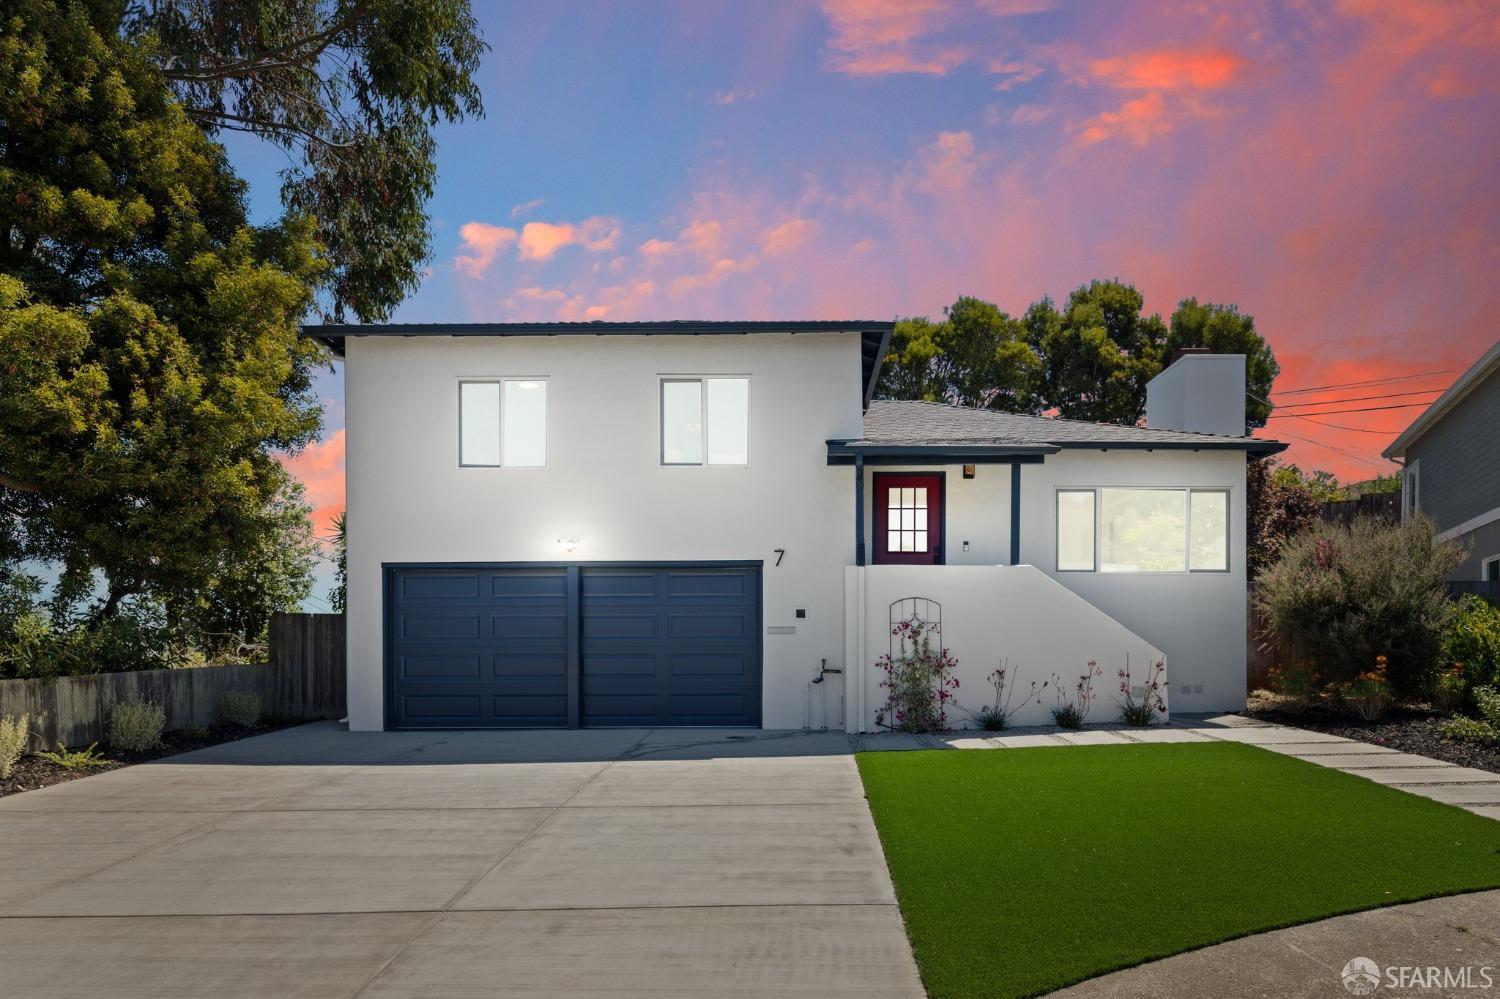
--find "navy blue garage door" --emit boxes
[385,564,760,728]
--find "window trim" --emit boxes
[457,377,549,469]
[1403,459,1421,518]
[1053,486,1232,575]
[1482,554,1500,583]
[659,375,751,467]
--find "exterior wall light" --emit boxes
[556,536,580,554]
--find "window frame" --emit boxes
[1053,486,1232,575]
[1482,554,1500,583]
[1403,459,1421,518]
[457,377,549,469]
[658,375,751,468]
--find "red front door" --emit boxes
[874,473,943,565]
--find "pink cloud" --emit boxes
[915,130,978,191]
[1088,49,1248,91]
[989,57,1043,90]
[762,218,820,255]
[518,217,622,261]
[510,198,544,218]
[669,256,759,296]
[820,0,967,75]
[1075,92,1172,146]
[1008,103,1053,124]
[454,222,517,277]
[279,430,345,536]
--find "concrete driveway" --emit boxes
[0,723,923,998]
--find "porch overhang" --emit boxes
[826,442,1057,465]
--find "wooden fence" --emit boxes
[1320,491,1401,526]
[0,612,345,751]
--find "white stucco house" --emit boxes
[303,321,1285,732]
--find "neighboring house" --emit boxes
[1383,339,1500,583]
[304,322,1284,732]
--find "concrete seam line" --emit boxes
[0,901,909,921]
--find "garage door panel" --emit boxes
[490,573,568,598]
[668,652,750,677]
[667,612,749,639]
[401,694,483,720]
[583,572,658,598]
[666,572,750,599]
[400,654,482,679]
[490,612,569,640]
[492,653,567,677]
[399,572,481,600]
[401,614,481,640]
[582,613,660,640]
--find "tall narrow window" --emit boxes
[1189,490,1229,571]
[1056,490,1096,571]
[459,379,547,467]
[661,377,748,466]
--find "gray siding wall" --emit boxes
[1453,520,1500,581]
[1406,372,1500,533]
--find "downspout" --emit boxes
[1010,462,1022,566]
[855,454,866,567]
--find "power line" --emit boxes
[1275,429,1393,470]
[1271,369,1453,396]
[1268,401,1434,418]
[1281,414,1400,435]
[1274,387,1442,410]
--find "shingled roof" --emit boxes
[828,400,1285,460]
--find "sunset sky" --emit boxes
[242,0,1500,601]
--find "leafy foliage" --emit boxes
[36,742,111,769]
[876,618,960,733]
[1049,661,1102,728]
[1442,594,1500,691]
[122,0,487,321]
[0,714,28,778]
[1246,458,1323,578]
[220,689,263,728]
[0,4,320,649]
[109,700,165,753]
[876,280,1278,428]
[1255,516,1465,698]
[1441,686,1500,745]
[329,511,348,613]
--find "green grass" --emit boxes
[857,743,1500,999]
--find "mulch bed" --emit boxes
[1245,696,1500,775]
[0,718,313,799]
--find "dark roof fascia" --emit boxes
[1049,440,1289,457]
[301,320,894,412]
[826,442,1058,466]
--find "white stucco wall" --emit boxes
[860,449,1249,715]
[845,565,1166,731]
[344,332,865,730]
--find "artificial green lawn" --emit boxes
[857,743,1500,999]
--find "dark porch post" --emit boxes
[855,454,867,566]
[1010,462,1022,566]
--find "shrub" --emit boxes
[1341,657,1394,722]
[37,742,111,769]
[1254,515,1464,699]
[1441,685,1500,745]
[0,713,28,779]
[1442,594,1500,690]
[220,690,264,728]
[971,660,1043,732]
[0,602,190,681]
[1118,658,1167,727]
[876,618,959,733]
[1267,662,1323,713]
[110,700,165,753]
[1432,666,1468,713]
[1051,661,1102,729]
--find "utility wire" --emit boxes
[1275,429,1393,470]
[1271,369,1453,396]
[1267,401,1434,418]
[1273,387,1442,410]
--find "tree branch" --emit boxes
[158,6,363,84]
[183,108,359,149]
[0,472,39,493]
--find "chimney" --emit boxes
[1146,353,1246,437]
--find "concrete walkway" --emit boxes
[0,723,924,999]
[855,713,1500,822]
[1051,888,1500,998]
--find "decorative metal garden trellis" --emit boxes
[888,597,941,655]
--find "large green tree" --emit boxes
[0,4,323,628]
[880,297,1041,411]
[125,0,486,321]
[876,280,1280,430]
